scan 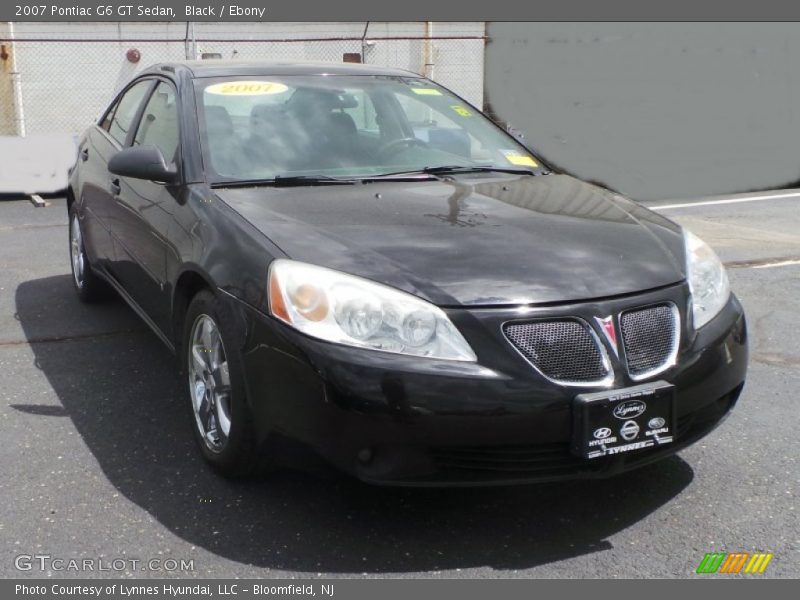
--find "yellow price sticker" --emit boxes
[450,105,472,117]
[411,88,443,96]
[501,151,538,167]
[206,81,289,96]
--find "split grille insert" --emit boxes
[503,319,609,384]
[620,303,679,378]
[504,303,680,385]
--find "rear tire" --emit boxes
[182,290,263,477]
[68,205,112,303]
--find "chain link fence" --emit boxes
[0,23,486,136]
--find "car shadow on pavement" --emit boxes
[16,274,695,575]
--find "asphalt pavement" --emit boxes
[0,193,797,578]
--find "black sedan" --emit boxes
[67,60,747,485]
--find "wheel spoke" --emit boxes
[205,413,219,446]
[197,393,213,433]
[191,379,204,412]
[191,344,210,375]
[209,327,222,370]
[211,360,230,389]
[215,395,232,439]
[201,318,215,352]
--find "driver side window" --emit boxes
[106,80,152,146]
[133,82,180,166]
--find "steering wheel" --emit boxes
[378,137,429,159]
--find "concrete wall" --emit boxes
[485,23,800,201]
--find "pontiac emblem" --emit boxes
[595,315,619,355]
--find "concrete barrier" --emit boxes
[0,134,76,195]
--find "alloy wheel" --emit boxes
[188,314,233,452]
[69,215,85,288]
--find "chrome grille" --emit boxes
[620,303,679,379]
[504,319,609,384]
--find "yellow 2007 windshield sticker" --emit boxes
[501,150,538,168]
[411,88,442,96]
[206,81,289,96]
[450,105,472,117]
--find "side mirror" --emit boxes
[108,145,178,184]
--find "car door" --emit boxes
[79,79,154,271]
[107,80,182,336]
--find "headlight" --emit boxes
[684,229,730,329]
[268,259,477,361]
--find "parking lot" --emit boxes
[0,192,797,578]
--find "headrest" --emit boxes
[204,106,233,136]
[327,112,357,136]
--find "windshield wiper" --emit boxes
[210,175,357,189]
[272,175,358,187]
[210,166,548,189]
[366,165,544,179]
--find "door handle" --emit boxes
[80,148,89,161]
[109,177,121,196]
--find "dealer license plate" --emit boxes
[572,381,676,459]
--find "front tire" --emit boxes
[182,290,261,477]
[68,205,111,303]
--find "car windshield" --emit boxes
[194,74,545,183]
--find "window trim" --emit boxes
[98,97,119,133]
[130,78,183,178]
[96,78,156,149]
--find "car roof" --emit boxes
[140,60,421,79]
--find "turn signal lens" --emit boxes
[269,272,290,322]
[289,283,329,322]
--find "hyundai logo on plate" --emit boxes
[648,417,666,429]
[593,427,612,440]
[613,400,647,420]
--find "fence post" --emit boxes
[8,23,26,137]
[185,21,198,60]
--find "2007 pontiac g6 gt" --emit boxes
[67,61,747,484]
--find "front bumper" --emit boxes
[237,283,747,486]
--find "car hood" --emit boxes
[216,174,686,307]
